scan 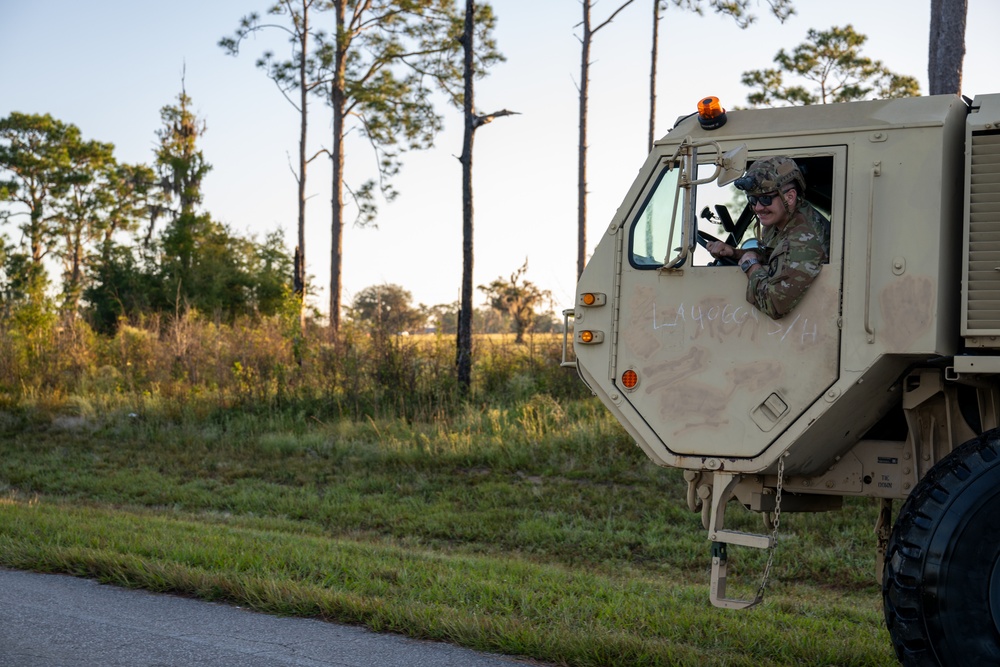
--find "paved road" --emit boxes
[0,569,542,667]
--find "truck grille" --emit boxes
[965,130,1000,334]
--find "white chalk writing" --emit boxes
[652,300,820,345]
[652,301,757,329]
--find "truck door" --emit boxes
[614,149,844,460]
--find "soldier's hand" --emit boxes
[705,240,736,260]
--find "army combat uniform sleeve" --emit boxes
[745,212,827,320]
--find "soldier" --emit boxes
[705,156,829,319]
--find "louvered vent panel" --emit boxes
[966,131,1000,332]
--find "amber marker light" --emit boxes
[582,293,596,306]
[621,369,638,389]
[580,330,594,343]
[697,96,727,130]
[578,292,606,307]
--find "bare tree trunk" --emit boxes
[64,225,84,320]
[577,0,636,280]
[577,2,591,280]
[329,125,344,339]
[455,2,516,391]
[457,0,476,392]
[329,0,347,338]
[648,0,660,153]
[928,0,968,95]
[296,0,310,332]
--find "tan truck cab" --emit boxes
[567,93,1000,665]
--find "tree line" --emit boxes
[0,89,292,336]
[0,90,549,340]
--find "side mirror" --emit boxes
[717,144,748,186]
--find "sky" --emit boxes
[2,1,998,316]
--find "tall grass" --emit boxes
[0,310,583,419]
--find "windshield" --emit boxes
[629,165,681,268]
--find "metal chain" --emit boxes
[754,455,785,604]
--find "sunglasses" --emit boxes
[747,191,780,207]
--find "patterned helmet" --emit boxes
[733,157,806,195]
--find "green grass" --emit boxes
[0,397,895,666]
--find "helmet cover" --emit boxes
[734,156,806,195]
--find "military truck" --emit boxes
[564,93,1000,665]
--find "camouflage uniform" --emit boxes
[736,157,830,320]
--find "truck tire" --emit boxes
[882,430,1000,666]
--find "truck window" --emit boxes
[627,154,834,269]
[691,154,834,267]
[628,165,681,268]
[691,166,750,267]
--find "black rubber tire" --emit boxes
[882,429,1000,666]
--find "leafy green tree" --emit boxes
[82,163,164,333]
[348,283,425,335]
[54,137,119,316]
[0,234,23,317]
[152,85,216,310]
[313,0,492,336]
[221,0,325,329]
[97,163,157,249]
[741,25,920,107]
[154,87,211,219]
[83,241,157,333]
[86,225,294,333]
[247,229,297,315]
[478,260,551,344]
[1,114,156,322]
[159,219,294,321]
[84,87,258,330]
[0,112,77,302]
[161,218,247,315]
[149,86,295,321]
